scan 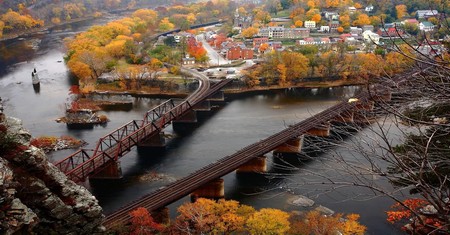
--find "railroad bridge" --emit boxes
[103,87,392,227]
[54,68,232,183]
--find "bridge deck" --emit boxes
[55,74,231,183]
[103,91,372,227]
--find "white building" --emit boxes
[419,21,435,32]
[362,30,380,44]
[304,21,316,29]
[416,10,439,19]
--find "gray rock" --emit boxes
[289,195,315,207]
[315,205,335,215]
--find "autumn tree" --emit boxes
[395,4,408,19]
[129,207,163,235]
[173,198,254,234]
[159,17,175,31]
[241,27,259,38]
[246,208,290,235]
[0,20,4,38]
[290,211,366,235]
[294,20,303,27]
[1,9,43,32]
[352,13,371,27]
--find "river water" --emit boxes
[0,16,404,234]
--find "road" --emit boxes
[197,34,230,66]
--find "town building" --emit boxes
[362,30,380,44]
[253,37,269,48]
[283,28,310,38]
[362,25,374,32]
[304,21,316,28]
[419,21,435,32]
[257,26,310,39]
[225,44,254,60]
[416,10,439,19]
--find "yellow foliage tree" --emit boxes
[395,4,408,19]
[337,26,344,33]
[339,14,351,28]
[131,9,158,26]
[158,17,175,31]
[353,13,371,27]
[0,21,4,38]
[241,27,259,38]
[246,208,290,235]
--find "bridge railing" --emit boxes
[93,120,144,156]
[56,79,231,182]
[142,99,176,126]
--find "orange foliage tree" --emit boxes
[290,211,366,235]
[129,207,163,235]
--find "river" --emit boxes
[0,16,403,234]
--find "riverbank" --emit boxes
[0,15,98,42]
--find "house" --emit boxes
[268,41,283,50]
[323,11,339,21]
[362,25,374,32]
[257,26,284,38]
[253,37,269,48]
[377,27,405,38]
[304,21,316,28]
[365,4,374,12]
[350,27,363,35]
[257,27,309,39]
[416,10,438,19]
[362,30,380,44]
[402,19,419,26]
[329,21,340,32]
[417,41,445,57]
[226,45,254,60]
[348,6,357,13]
[419,21,435,32]
[320,26,330,33]
[283,28,310,38]
[296,37,331,45]
[182,54,195,65]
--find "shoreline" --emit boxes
[86,79,365,101]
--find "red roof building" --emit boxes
[226,46,254,60]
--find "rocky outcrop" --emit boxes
[0,115,105,234]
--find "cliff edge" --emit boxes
[0,111,105,234]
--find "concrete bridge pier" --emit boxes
[207,90,226,105]
[306,122,331,137]
[89,161,122,180]
[173,110,198,133]
[190,178,224,202]
[137,132,166,152]
[193,100,211,111]
[273,136,304,155]
[236,156,267,173]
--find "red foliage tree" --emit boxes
[129,207,164,235]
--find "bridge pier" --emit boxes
[207,90,226,105]
[137,132,166,152]
[89,161,122,180]
[193,100,211,111]
[306,122,331,137]
[190,178,224,202]
[236,156,267,173]
[274,136,304,154]
[173,110,198,133]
